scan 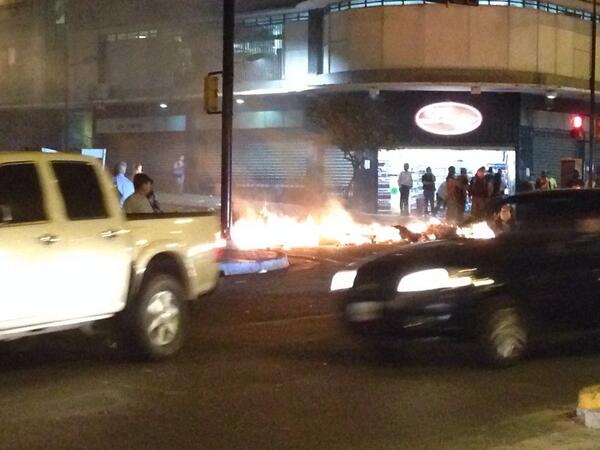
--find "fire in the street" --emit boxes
[457,221,496,240]
[229,201,497,250]
[230,201,404,250]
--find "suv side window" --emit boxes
[0,163,46,224]
[52,161,108,220]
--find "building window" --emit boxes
[235,23,283,82]
[105,29,158,42]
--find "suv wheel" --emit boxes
[478,302,528,368]
[122,274,188,360]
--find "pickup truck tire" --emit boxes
[122,274,188,360]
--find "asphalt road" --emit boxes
[2,245,600,450]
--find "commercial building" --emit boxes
[0,0,598,212]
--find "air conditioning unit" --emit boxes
[90,83,110,100]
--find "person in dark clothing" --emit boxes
[484,167,495,193]
[421,167,436,216]
[535,171,550,190]
[493,169,505,196]
[456,168,469,223]
[567,169,584,188]
[469,166,489,218]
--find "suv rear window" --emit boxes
[52,161,108,220]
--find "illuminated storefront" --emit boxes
[364,92,520,213]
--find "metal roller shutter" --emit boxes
[324,147,353,196]
[233,142,309,188]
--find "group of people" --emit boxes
[113,161,161,214]
[397,163,506,222]
[112,155,187,214]
[442,166,506,222]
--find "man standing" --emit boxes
[493,169,506,196]
[456,168,469,222]
[421,167,436,216]
[567,169,584,188]
[173,155,186,194]
[535,171,550,190]
[113,161,134,207]
[124,173,155,214]
[445,166,458,223]
[547,171,558,190]
[469,167,488,218]
[398,163,413,216]
[485,167,495,196]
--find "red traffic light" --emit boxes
[570,114,585,141]
[570,114,584,129]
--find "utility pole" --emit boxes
[221,0,235,239]
[62,0,70,150]
[590,0,597,182]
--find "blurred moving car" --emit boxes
[0,152,220,360]
[331,189,600,367]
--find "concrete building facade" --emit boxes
[0,0,598,211]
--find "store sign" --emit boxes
[96,115,186,134]
[415,102,483,136]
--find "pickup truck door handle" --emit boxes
[100,229,120,239]
[38,234,60,245]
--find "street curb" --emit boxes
[219,253,290,276]
[577,385,600,429]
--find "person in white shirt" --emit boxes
[123,173,155,214]
[398,163,413,216]
[113,161,134,206]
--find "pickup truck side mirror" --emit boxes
[0,204,13,224]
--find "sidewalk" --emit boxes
[465,408,600,450]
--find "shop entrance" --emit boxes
[378,148,516,214]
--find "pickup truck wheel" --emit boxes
[477,302,528,368]
[124,275,188,360]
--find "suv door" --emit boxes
[51,161,132,319]
[509,194,600,332]
[0,162,68,330]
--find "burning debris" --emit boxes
[229,201,497,250]
[230,201,403,250]
[396,218,496,243]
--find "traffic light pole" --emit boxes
[221,0,235,239]
[590,0,597,183]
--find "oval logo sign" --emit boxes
[415,102,483,136]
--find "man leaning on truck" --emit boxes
[123,173,155,214]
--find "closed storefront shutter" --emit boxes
[324,148,353,196]
[233,142,309,189]
[532,129,580,178]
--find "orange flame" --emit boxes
[230,201,403,250]
[457,221,496,240]
[228,201,496,250]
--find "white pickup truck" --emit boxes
[0,152,220,359]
